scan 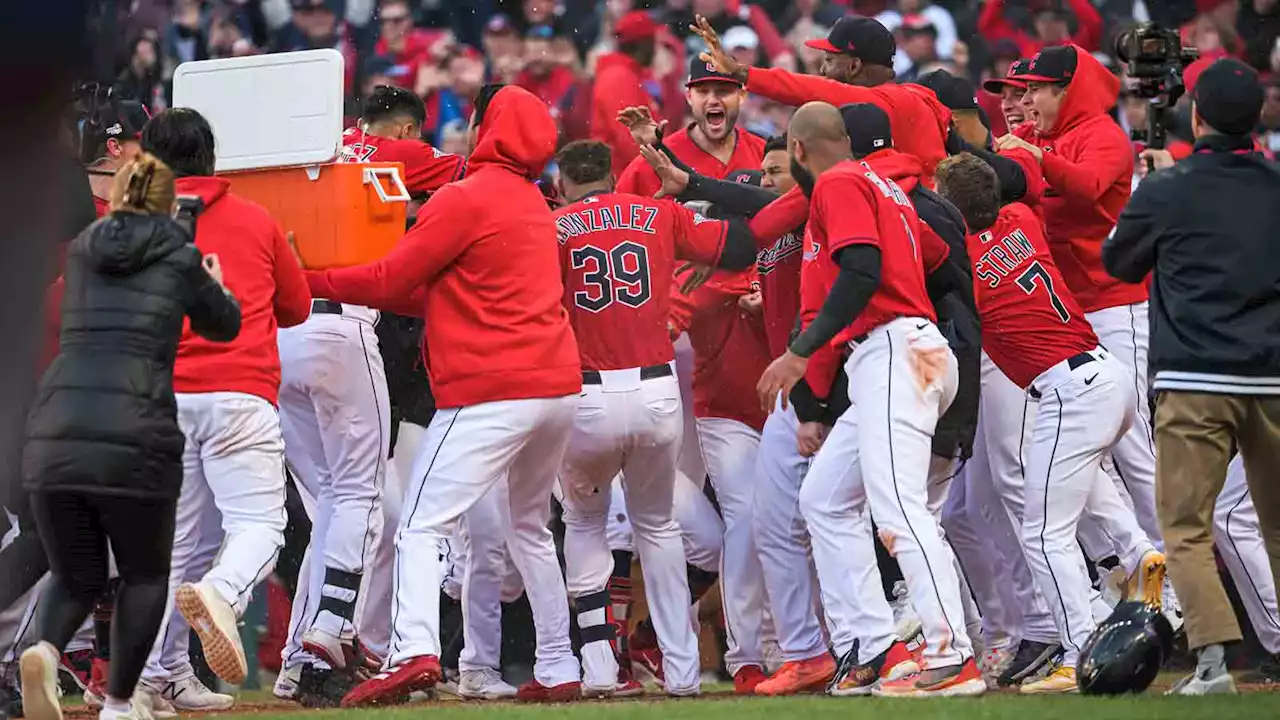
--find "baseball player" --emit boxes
[934,153,1164,694]
[551,138,757,697]
[306,85,583,706]
[757,102,982,698]
[1215,457,1280,681]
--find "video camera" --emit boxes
[1114,22,1199,149]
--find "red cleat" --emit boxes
[733,665,767,695]
[340,655,440,708]
[516,679,582,702]
[615,658,645,697]
[85,658,109,706]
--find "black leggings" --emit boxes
[31,491,175,701]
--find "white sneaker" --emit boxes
[132,688,162,720]
[889,580,922,642]
[99,700,146,720]
[19,642,63,720]
[175,582,247,685]
[1166,670,1237,695]
[457,668,517,700]
[162,674,234,711]
[272,665,301,701]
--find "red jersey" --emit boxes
[340,127,464,197]
[968,203,1098,389]
[616,125,767,198]
[555,191,728,371]
[801,161,944,345]
[749,187,809,358]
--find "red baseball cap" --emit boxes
[614,11,660,45]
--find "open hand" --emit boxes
[757,350,809,413]
[617,106,667,147]
[638,144,690,199]
[995,133,1043,162]
[690,14,748,82]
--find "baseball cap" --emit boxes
[1011,45,1077,84]
[983,58,1032,94]
[1192,58,1264,136]
[726,169,762,186]
[918,70,978,111]
[686,54,744,87]
[840,102,893,158]
[615,11,660,45]
[101,99,151,140]
[900,14,938,38]
[722,25,760,51]
[804,15,896,68]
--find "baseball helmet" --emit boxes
[1077,601,1174,695]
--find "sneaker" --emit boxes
[889,581,922,642]
[301,627,355,672]
[629,646,664,684]
[614,656,644,697]
[1166,669,1237,695]
[755,654,836,696]
[996,639,1063,687]
[874,658,986,698]
[1019,665,1078,695]
[733,665,767,695]
[58,649,92,695]
[341,655,441,707]
[436,667,460,697]
[830,641,919,697]
[298,664,357,709]
[1238,653,1280,685]
[458,668,518,700]
[19,642,63,720]
[83,659,109,708]
[175,582,248,685]
[99,700,148,720]
[273,665,302,701]
[515,679,581,702]
[980,643,1014,687]
[1124,550,1167,608]
[135,686,176,720]
[162,673,234,711]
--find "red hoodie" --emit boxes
[173,177,312,404]
[1022,45,1142,313]
[743,67,952,182]
[307,86,581,409]
[978,0,1103,57]
[591,52,662,178]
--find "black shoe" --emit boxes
[296,664,358,708]
[996,640,1062,687]
[1238,653,1280,685]
[826,645,859,694]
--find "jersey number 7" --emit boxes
[571,242,653,313]
[1016,261,1071,323]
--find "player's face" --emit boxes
[819,52,859,84]
[1001,86,1026,128]
[687,81,744,142]
[760,149,794,193]
[1022,82,1063,134]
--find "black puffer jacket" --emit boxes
[23,212,241,499]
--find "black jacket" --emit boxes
[1103,135,1280,396]
[23,213,241,498]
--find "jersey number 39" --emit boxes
[571,242,652,313]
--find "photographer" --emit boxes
[1102,58,1280,696]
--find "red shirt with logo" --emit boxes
[749,186,809,358]
[555,191,727,371]
[616,125,767,198]
[968,202,1098,389]
[340,127,464,196]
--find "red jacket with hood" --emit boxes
[592,52,663,179]
[1022,45,1143,313]
[173,177,312,404]
[307,86,581,409]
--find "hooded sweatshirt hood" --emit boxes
[1042,45,1119,139]
[863,148,926,194]
[469,85,558,180]
[85,214,188,277]
[174,176,231,209]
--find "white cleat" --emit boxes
[456,668,517,700]
[19,642,63,720]
[162,674,234,711]
[272,665,301,701]
[175,582,247,685]
[1166,670,1237,696]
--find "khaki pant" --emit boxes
[1155,391,1280,650]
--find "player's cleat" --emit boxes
[733,664,767,695]
[1123,550,1167,608]
[19,642,63,720]
[829,640,919,697]
[83,658,109,708]
[1166,668,1237,695]
[273,665,302,701]
[889,581,922,642]
[58,649,92,695]
[873,658,985,698]
[457,668,518,700]
[515,679,581,703]
[175,582,248,685]
[1019,665,1078,695]
[301,627,355,672]
[980,642,1015,687]
[755,654,836,696]
[996,639,1062,687]
[341,655,440,707]
[629,646,664,684]
[161,673,235,711]
[613,656,645,697]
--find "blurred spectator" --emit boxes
[1239,0,1280,71]
[896,15,940,82]
[723,25,762,67]
[373,0,438,91]
[776,0,844,37]
[519,0,564,31]
[423,48,487,145]
[591,10,664,176]
[878,0,959,77]
[979,0,1104,57]
[1261,76,1280,151]
[360,55,399,101]
[438,118,471,157]
[517,25,577,109]
[207,11,257,59]
[666,0,794,70]
[483,14,524,64]
[166,0,209,65]
[117,37,165,110]
[272,0,359,90]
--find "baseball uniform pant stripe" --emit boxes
[458,480,524,673]
[1215,457,1280,653]
[1034,391,1078,653]
[354,327,386,576]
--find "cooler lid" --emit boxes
[172,49,345,172]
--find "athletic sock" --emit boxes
[1196,643,1228,679]
[103,696,130,714]
[317,568,361,634]
[608,552,633,659]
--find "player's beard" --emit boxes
[790,158,816,198]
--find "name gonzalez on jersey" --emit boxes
[556,197,671,244]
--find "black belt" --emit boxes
[311,299,343,315]
[582,364,672,385]
[1030,351,1096,399]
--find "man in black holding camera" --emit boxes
[1103,57,1280,697]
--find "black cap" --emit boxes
[1012,45,1077,84]
[726,169,762,186]
[1193,58,1263,136]
[804,16,896,68]
[983,58,1032,93]
[840,103,893,158]
[101,99,151,140]
[918,70,978,111]
[686,55,744,87]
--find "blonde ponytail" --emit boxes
[109,153,176,215]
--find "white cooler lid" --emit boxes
[172,49,345,172]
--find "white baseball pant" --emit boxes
[927,455,984,643]
[387,395,579,689]
[560,368,698,694]
[606,473,723,575]
[673,336,707,486]
[1086,302,1163,548]
[1215,455,1280,654]
[0,575,46,682]
[940,465,1013,647]
[1021,349,1156,668]
[800,318,970,667]
[455,479,525,673]
[753,399,826,663]
[143,502,223,684]
[696,416,767,674]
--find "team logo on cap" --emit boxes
[706,62,717,73]
[105,123,123,136]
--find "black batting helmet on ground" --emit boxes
[1077,601,1175,695]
